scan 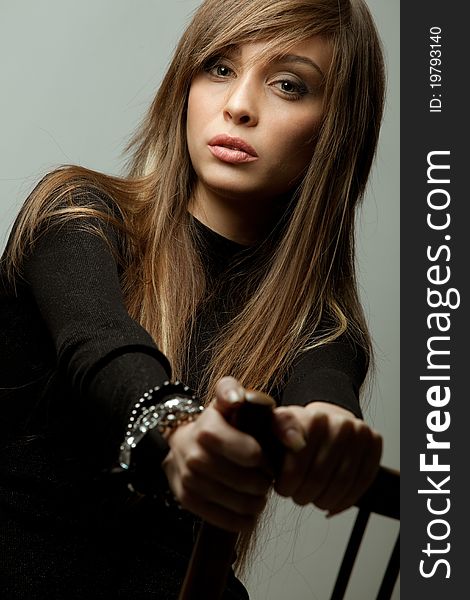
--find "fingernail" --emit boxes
[284,428,306,452]
[227,388,244,403]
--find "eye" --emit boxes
[213,64,233,77]
[272,78,308,100]
[204,59,235,79]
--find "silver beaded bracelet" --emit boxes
[118,380,204,471]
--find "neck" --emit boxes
[189,183,285,246]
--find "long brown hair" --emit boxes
[3,0,385,571]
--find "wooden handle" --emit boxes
[178,391,282,600]
[177,524,238,600]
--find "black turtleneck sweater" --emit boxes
[0,189,366,599]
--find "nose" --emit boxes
[223,77,259,126]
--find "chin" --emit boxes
[215,184,276,203]
[202,175,267,201]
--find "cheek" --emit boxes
[277,116,321,171]
[187,83,208,140]
[186,90,199,141]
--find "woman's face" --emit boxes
[186,37,332,204]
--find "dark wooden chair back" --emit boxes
[330,466,400,600]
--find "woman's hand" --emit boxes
[272,402,383,516]
[161,377,273,532]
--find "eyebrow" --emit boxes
[276,54,325,78]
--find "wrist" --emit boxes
[118,380,204,472]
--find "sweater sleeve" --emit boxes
[280,335,367,419]
[21,190,173,472]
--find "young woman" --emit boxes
[0,0,385,597]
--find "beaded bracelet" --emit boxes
[118,380,203,471]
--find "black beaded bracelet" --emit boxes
[118,380,203,471]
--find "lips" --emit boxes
[208,134,259,164]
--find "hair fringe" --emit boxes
[2,0,385,575]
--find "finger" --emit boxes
[320,425,372,515]
[274,412,329,498]
[272,407,307,452]
[213,376,245,416]
[326,429,383,517]
[314,422,371,513]
[164,451,269,530]
[179,469,268,518]
[187,450,273,495]
[292,418,356,507]
[196,408,267,469]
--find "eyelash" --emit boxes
[272,79,309,101]
[204,60,309,101]
[207,63,234,78]
[204,60,235,79]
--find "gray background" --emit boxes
[0,1,399,598]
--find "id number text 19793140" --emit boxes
[429,26,442,113]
